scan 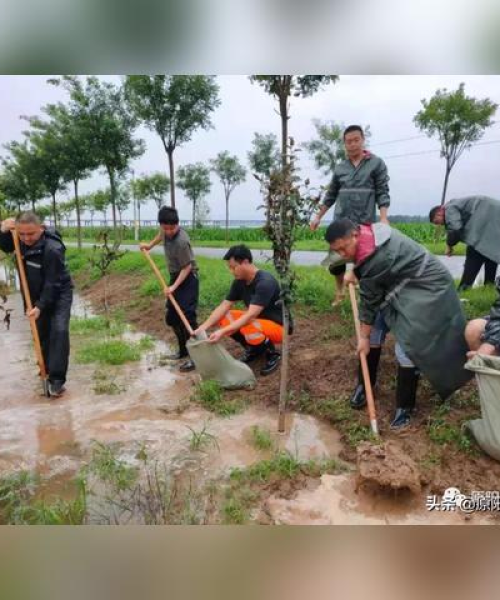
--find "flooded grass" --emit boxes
[250,425,274,451]
[70,316,125,337]
[192,380,247,416]
[76,337,154,366]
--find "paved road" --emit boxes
[68,242,473,281]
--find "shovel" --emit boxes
[140,249,205,340]
[348,283,379,436]
[12,228,50,397]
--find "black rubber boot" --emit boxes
[390,366,420,430]
[260,340,281,376]
[240,340,268,364]
[350,347,382,410]
[48,379,66,397]
[179,359,195,372]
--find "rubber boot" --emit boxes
[390,366,420,430]
[260,340,281,376]
[350,347,382,410]
[172,324,190,360]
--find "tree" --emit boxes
[1,142,46,211]
[125,76,220,208]
[131,172,170,212]
[257,140,316,432]
[115,181,131,224]
[250,76,338,167]
[50,76,144,231]
[210,151,246,240]
[247,132,281,178]
[88,189,111,223]
[23,120,68,229]
[176,163,212,230]
[414,83,498,204]
[28,102,99,248]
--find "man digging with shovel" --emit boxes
[193,245,283,377]
[0,212,73,397]
[140,206,198,372]
[325,218,472,429]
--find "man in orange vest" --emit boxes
[194,245,285,376]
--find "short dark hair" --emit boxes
[223,244,253,264]
[343,125,364,140]
[17,211,42,225]
[325,218,357,244]
[158,206,179,225]
[429,206,442,223]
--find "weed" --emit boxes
[250,426,273,451]
[76,338,152,365]
[192,380,246,416]
[186,424,220,453]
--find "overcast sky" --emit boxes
[0,75,498,222]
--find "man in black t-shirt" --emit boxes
[194,245,283,376]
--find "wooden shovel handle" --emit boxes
[140,248,194,336]
[12,228,48,380]
[348,283,378,436]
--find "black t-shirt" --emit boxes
[226,270,283,325]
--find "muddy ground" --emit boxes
[82,273,500,502]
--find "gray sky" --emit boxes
[0,75,499,222]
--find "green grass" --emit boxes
[70,316,125,337]
[427,403,480,456]
[250,426,274,451]
[192,380,246,416]
[86,442,138,491]
[92,368,124,395]
[0,470,87,525]
[186,424,220,452]
[75,337,154,365]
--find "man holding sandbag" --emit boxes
[194,245,284,377]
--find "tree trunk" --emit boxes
[279,79,290,169]
[31,199,36,212]
[51,193,57,229]
[74,179,82,250]
[167,149,176,208]
[108,168,117,231]
[225,191,230,243]
[440,163,451,205]
[277,302,289,433]
[192,198,196,231]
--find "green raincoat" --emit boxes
[445,196,500,263]
[322,151,390,224]
[354,224,473,399]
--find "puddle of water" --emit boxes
[264,473,494,525]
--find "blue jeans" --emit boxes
[369,312,414,368]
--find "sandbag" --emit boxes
[187,337,256,390]
[465,354,500,461]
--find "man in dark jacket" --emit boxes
[430,196,500,290]
[325,218,472,429]
[0,212,73,396]
[465,278,500,358]
[310,125,390,306]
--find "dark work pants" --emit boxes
[459,246,498,290]
[165,272,199,353]
[36,288,73,383]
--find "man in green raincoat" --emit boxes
[430,196,500,290]
[310,125,390,306]
[325,218,473,429]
